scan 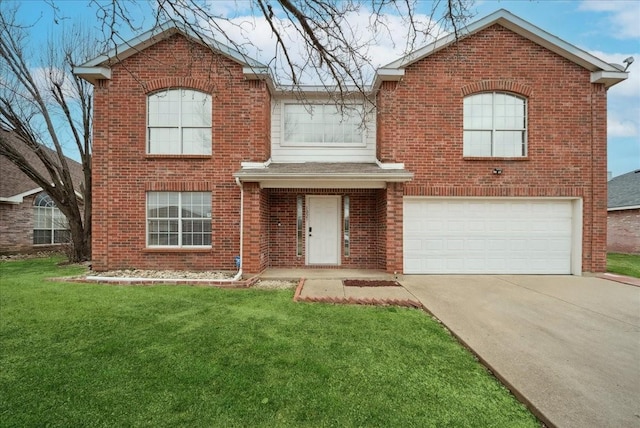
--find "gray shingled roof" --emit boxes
[0,129,84,201]
[608,169,640,209]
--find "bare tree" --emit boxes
[0,4,97,262]
[90,0,474,93]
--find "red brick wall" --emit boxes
[376,24,608,272]
[608,209,640,254]
[0,197,34,252]
[91,33,270,271]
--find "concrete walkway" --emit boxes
[279,270,640,428]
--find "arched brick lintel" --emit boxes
[461,80,533,97]
[144,77,216,94]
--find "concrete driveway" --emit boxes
[401,275,640,428]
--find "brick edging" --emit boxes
[293,278,422,308]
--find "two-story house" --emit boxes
[75,9,627,275]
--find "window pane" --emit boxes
[148,91,180,126]
[33,230,52,245]
[494,131,525,157]
[284,104,362,144]
[463,131,492,156]
[181,91,212,127]
[54,230,70,244]
[182,128,212,154]
[149,128,180,154]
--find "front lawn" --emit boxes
[607,253,640,278]
[0,258,538,427]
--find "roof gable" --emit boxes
[376,9,628,89]
[0,130,84,203]
[74,22,269,84]
[608,170,640,209]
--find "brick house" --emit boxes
[0,130,84,254]
[75,9,627,275]
[607,170,640,254]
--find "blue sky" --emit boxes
[15,0,640,177]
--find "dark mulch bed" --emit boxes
[343,279,402,287]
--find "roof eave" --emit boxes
[379,9,622,76]
[608,205,640,211]
[591,70,629,88]
[72,66,112,85]
[234,172,414,182]
[77,22,267,74]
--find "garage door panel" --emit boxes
[403,199,575,274]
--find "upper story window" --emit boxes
[283,104,363,146]
[147,89,212,155]
[33,193,69,245]
[463,92,527,157]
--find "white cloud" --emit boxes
[608,116,638,137]
[579,0,640,39]
[203,7,444,84]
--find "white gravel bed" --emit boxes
[94,269,235,280]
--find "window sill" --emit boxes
[463,157,529,161]
[144,247,212,253]
[146,154,212,160]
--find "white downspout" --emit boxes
[232,177,244,281]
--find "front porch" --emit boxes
[236,162,412,275]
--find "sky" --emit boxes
[12,0,640,178]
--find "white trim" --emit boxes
[240,159,272,169]
[80,23,266,69]
[0,187,43,204]
[376,159,405,169]
[572,199,583,276]
[0,187,83,204]
[260,179,387,189]
[591,71,629,86]
[608,205,640,211]
[379,9,628,88]
[71,66,111,84]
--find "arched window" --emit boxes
[147,88,212,155]
[463,92,527,157]
[33,193,70,245]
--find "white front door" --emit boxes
[307,196,340,265]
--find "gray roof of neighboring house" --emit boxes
[0,129,84,203]
[608,169,640,209]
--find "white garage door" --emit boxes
[403,198,574,274]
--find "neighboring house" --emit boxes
[74,9,627,275]
[607,170,640,254]
[0,130,85,254]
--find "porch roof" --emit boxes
[234,162,413,189]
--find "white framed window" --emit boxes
[147,89,212,155]
[33,193,69,245]
[463,92,527,157]
[146,192,212,247]
[283,103,364,147]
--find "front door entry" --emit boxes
[307,196,340,265]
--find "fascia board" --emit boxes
[235,172,414,182]
[72,66,112,84]
[608,205,640,211]
[0,187,43,204]
[381,9,621,75]
[591,70,629,88]
[79,22,266,70]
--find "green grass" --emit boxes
[0,258,538,427]
[607,253,640,278]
